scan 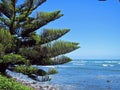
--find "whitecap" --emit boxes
[40,65,55,68]
[73,63,85,66]
[102,64,114,67]
[44,66,55,68]
[102,64,108,67]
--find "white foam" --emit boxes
[73,63,85,66]
[57,65,72,68]
[102,64,108,67]
[102,64,114,67]
[44,66,55,68]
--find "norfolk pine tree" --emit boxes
[0,0,80,81]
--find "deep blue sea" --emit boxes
[8,59,120,90]
[49,59,120,90]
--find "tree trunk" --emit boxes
[0,64,7,75]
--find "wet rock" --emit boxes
[49,87,57,90]
[107,80,111,83]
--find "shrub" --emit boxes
[0,75,33,90]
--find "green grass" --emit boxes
[0,75,34,90]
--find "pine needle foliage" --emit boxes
[0,0,80,81]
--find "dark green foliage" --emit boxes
[0,0,80,82]
[0,43,4,56]
[14,65,46,76]
[2,54,26,64]
[21,10,63,37]
[0,29,14,54]
[40,29,70,44]
[48,68,58,75]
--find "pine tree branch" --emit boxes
[0,17,10,27]
[2,54,26,65]
[0,29,15,53]
[19,40,79,65]
[32,0,46,11]
[21,11,63,36]
[16,0,46,23]
[22,41,79,65]
[9,0,16,34]
[0,3,12,18]
[40,29,70,44]
[17,0,46,13]
[16,0,34,23]
[34,41,80,58]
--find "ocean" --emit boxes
[8,59,120,90]
[49,59,120,90]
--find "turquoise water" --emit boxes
[50,59,120,90]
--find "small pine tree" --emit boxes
[0,0,80,81]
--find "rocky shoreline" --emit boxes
[7,70,59,90]
[15,79,59,90]
[7,70,77,90]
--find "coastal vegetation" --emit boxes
[0,0,79,87]
[0,75,33,90]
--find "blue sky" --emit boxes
[36,0,120,59]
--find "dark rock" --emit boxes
[107,80,111,83]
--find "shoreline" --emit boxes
[14,78,59,90]
[14,77,77,90]
[7,70,59,90]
